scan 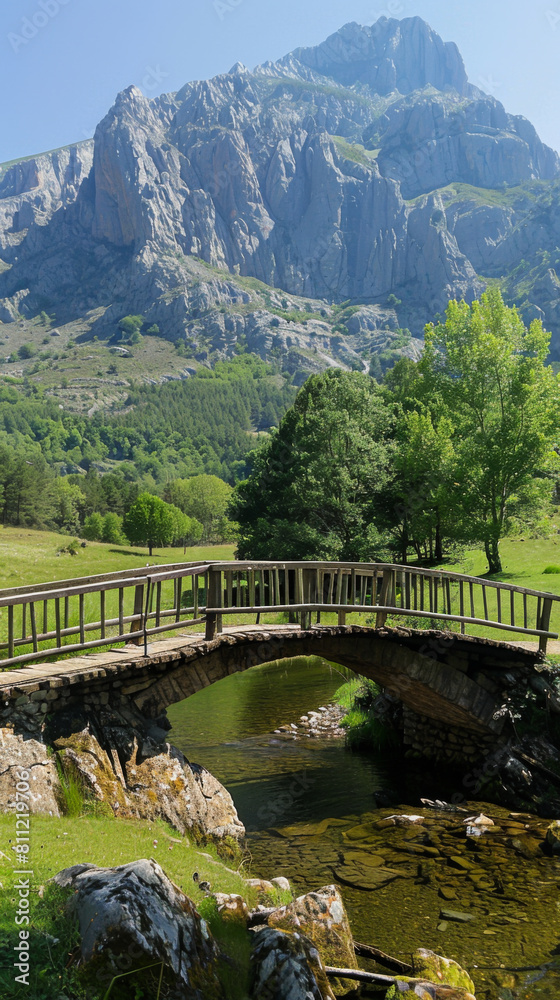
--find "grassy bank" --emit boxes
[0,812,288,1000]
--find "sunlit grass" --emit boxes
[0,813,262,1000]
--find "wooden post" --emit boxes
[376,570,393,628]
[129,584,145,645]
[302,567,315,629]
[539,597,553,654]
[205,567,222,641]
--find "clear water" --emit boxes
[168,656,560,1000]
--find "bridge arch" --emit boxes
[131,625,537,740]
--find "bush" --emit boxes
[543,565,560,574]
[17,343,37,359]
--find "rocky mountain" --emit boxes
[1,15,560,376]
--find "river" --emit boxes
[167,656,560,1000]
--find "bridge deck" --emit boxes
[0,622,551,699]
[0,624,297,693]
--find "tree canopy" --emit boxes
[123,493,202,555]
[163,475,236,543]
[419,288,560,572]
[230,369,394,561]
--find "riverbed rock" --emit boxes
[0,728,61,816]
[250,926,334,1000]
[546,819,560,852]
[413,949,475,993]
[52,858,221,998]
[386,980,477,1000]
[265,885,357,994]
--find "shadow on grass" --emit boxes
[107,548,149,558]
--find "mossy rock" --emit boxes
[413,949,475,993]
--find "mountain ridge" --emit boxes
[1,15,560,382]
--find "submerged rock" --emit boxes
[52,859,221,999]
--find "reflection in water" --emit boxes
[168,657,560,1000]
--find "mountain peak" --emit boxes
[268,16,470,97]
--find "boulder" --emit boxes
[266,885,357,995]
[213,892,250,925]
[54,726,245,840]
[127,750,245,840]
[250,926,334,1000]
[413,949,475,993]
[52,859,221,999]
[55,729,129,814]
[546,819,560,853]
[0,729,61,816]
[271,876,292,893]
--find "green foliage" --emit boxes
[82,511,104,541]
[118,314,144,338]
[334,678,398,751]
[231,369,394,560]
[17,343,37,359]
[100,511,127,545]
[0,356,295,534]
[163,475,236,543]
[544,565,560,574]
[419,288,560,572]
[123,493,179,555]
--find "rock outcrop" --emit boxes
[250,926,333,1000]
[54,719,245,840]
[1,16,560,359]
[53,859,221,999]
[0,698,244,841]
[0,729,60,816]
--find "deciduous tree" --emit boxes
[419,288,560,573]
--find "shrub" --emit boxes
[544,565,560,574]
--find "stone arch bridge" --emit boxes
[0,561,557,762]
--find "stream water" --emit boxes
[167,656,560,1000]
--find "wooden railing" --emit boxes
[0,561,558,669]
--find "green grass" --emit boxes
[0,813,281,1000]
[0,526,235,591]
[331,136,379,168]
[437,535,560,640]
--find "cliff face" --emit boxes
[1,16,559,364]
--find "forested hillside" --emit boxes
[0,354,295,532]
[0,354,293,483]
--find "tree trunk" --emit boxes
[434,517,443,562]
[401,528,408,565]
[484,537,502,574]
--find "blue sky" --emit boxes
[0,0,559,163]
